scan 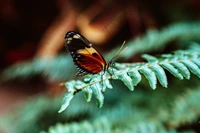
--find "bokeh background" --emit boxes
[0,0,200,133]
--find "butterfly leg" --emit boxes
[76,71,87,76]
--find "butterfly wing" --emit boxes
[65,31,107,75]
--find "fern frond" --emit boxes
[0,94,97,133]
[114,122,195,133]
[40,117,111,133]
[41,122,195,133]
[106,22,200,60]
[41,118,195,133]
[59,49,200,112]
[1,78,199,133]
[1,54,77,81]
[168,87,200,128]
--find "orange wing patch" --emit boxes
[77,46,106,67]
[76,53,105,74]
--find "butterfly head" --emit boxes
[105,41,127,71]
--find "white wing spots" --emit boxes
[67,37,73,40]
[75,64,89,74]
[73,54,82,61]
[67,37,73,41]
[73,34,81,39]
[66,37,73,44]
[71,52,75,57]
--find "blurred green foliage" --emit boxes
[0,22,200,133]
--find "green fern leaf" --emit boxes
[104,78,113,89]
[182,60,200,78]
[92,84,104,108]
[150,64,168,88]
[170,61,190,79]
[169,87,200,127]
[161,63,184,80]
[127,69,142,86]
[83,86,93,102]
[58,93,74,113]
[142,54,158,62]
[139,65,157,89]
[41,117,111,133]
[116,72,134,91]
[58,80,86,112]
[193,59,200,67]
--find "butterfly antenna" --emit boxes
[111,41,127,61]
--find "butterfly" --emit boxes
[64,31,126,76]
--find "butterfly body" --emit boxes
[65,31,110,76]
